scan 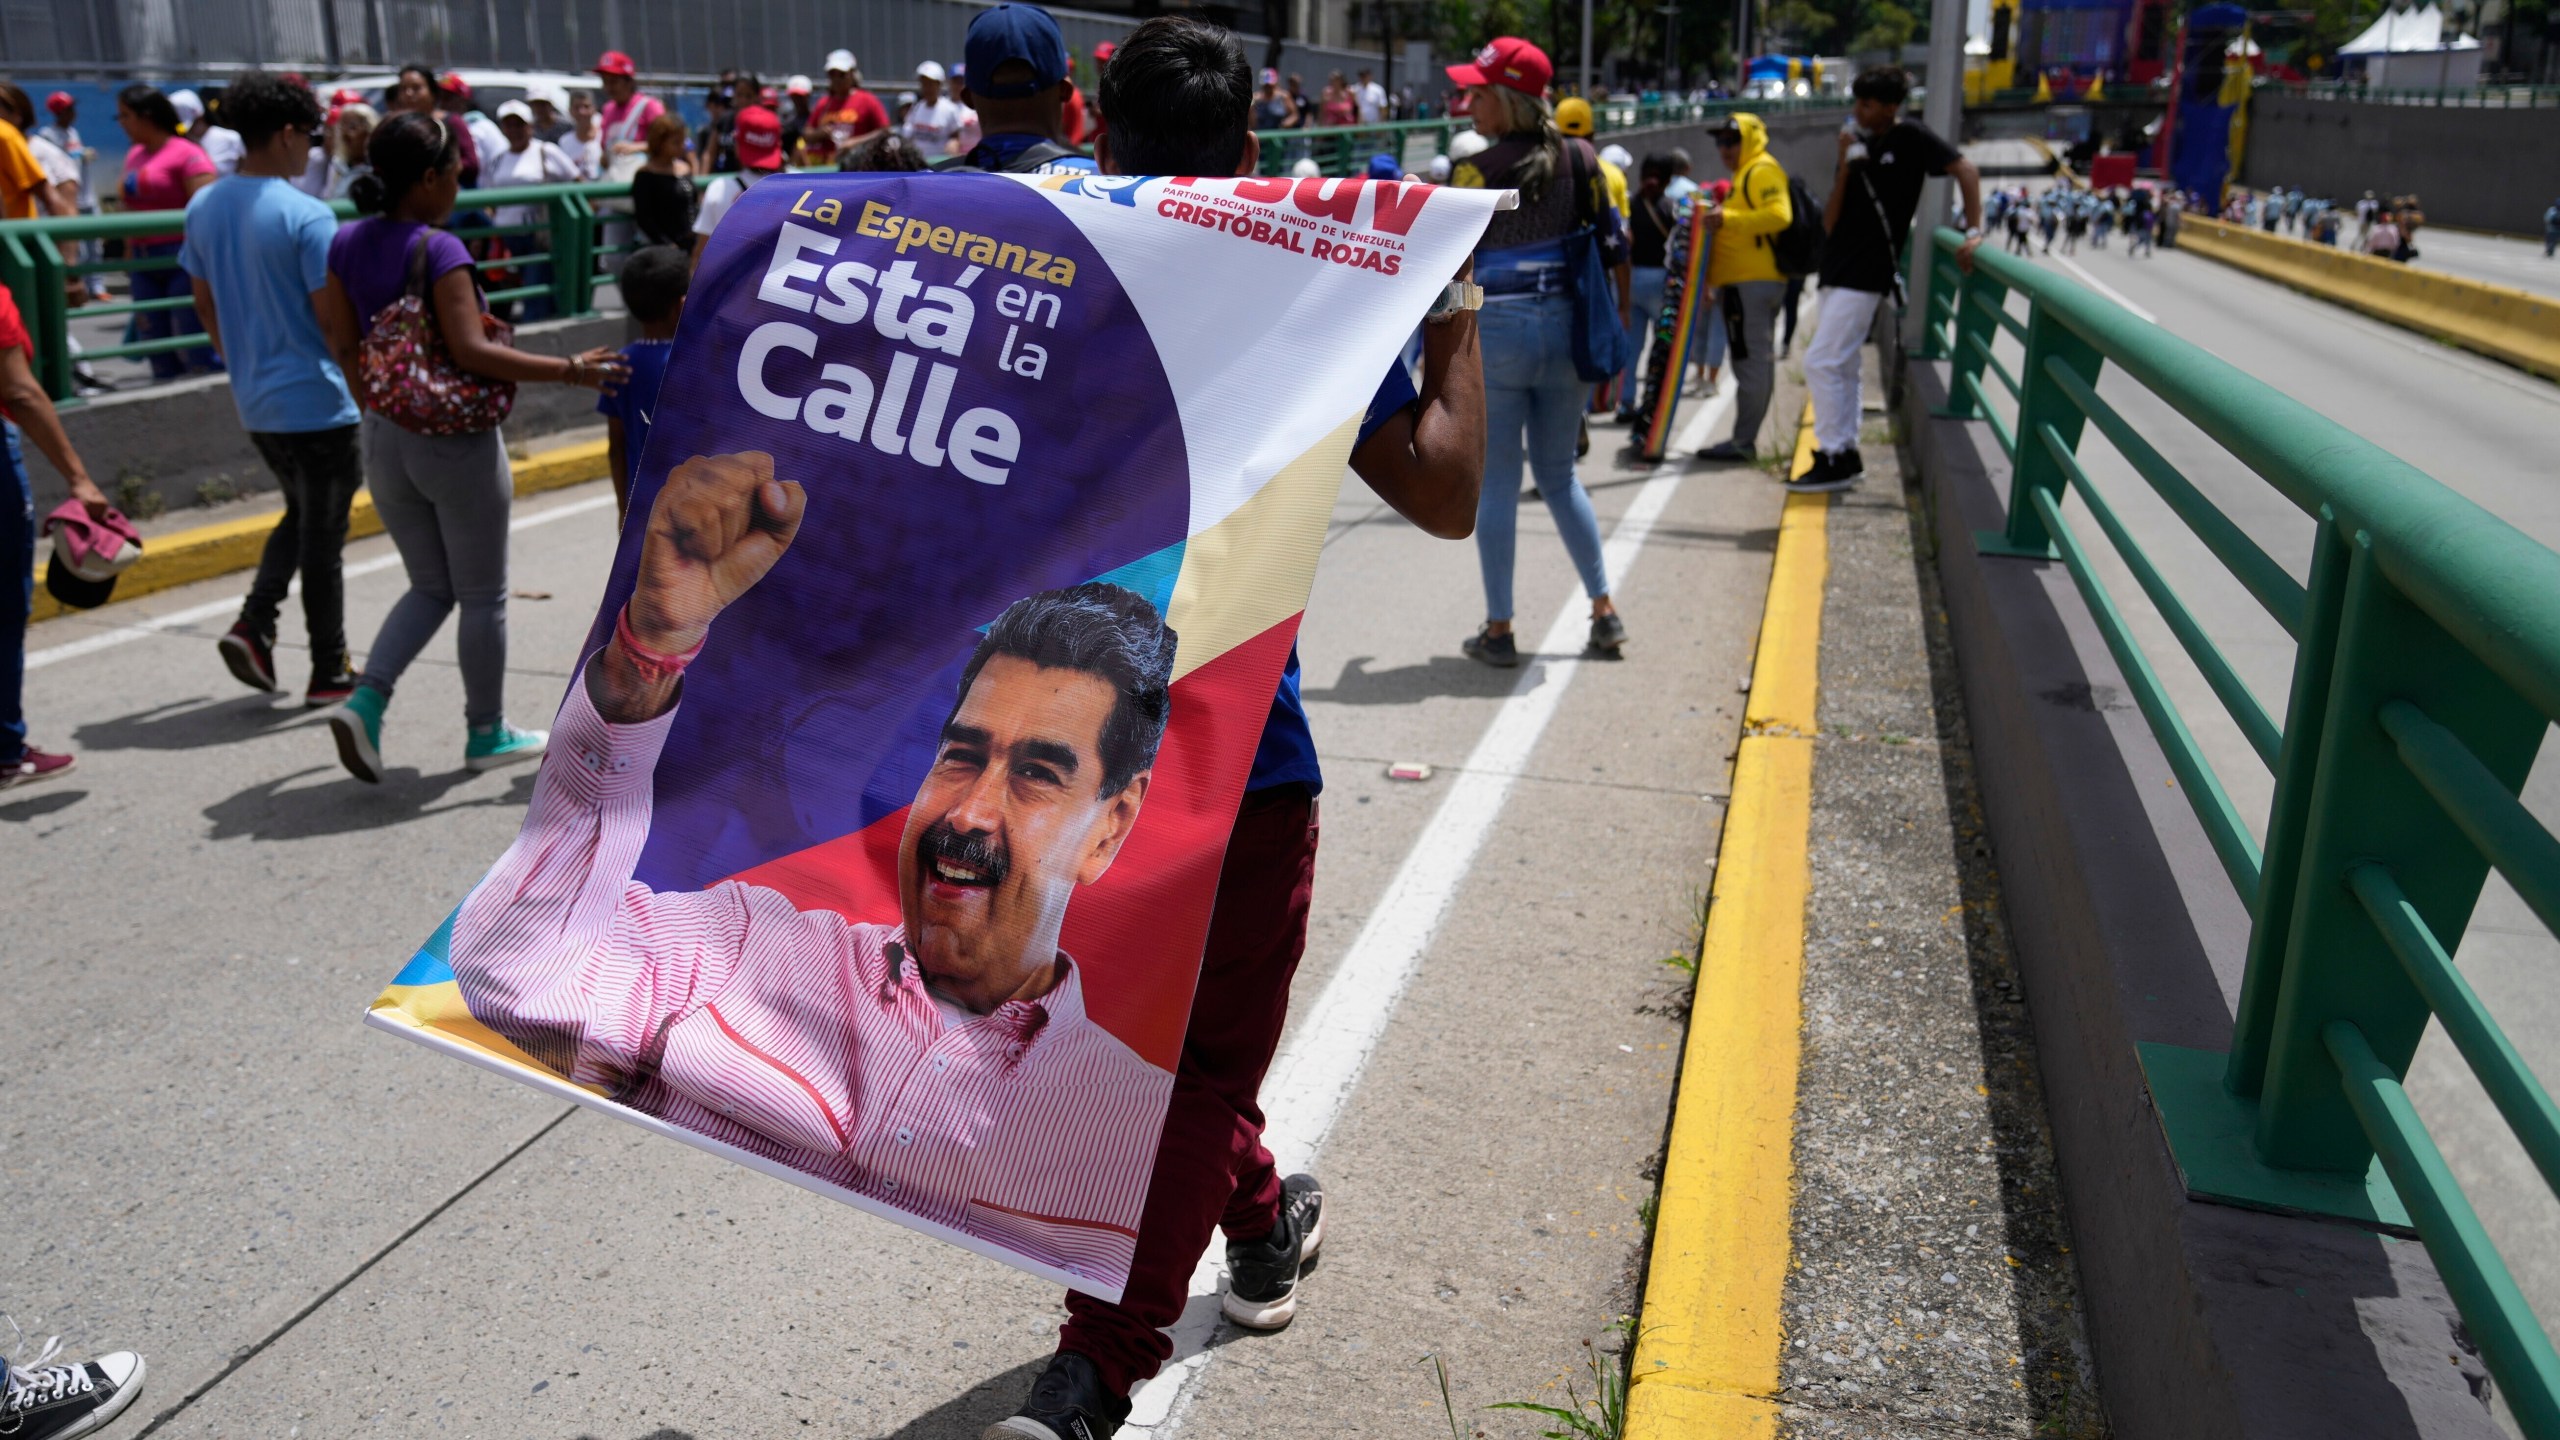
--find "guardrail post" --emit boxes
[2252,535,2549,1173]
[21,233,74,402]
[1932,257,2003,419]
[2225,509,2353,1098]
[1978,302,2098,559]
[547,193,587,318]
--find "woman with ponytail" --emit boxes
[1444,38,1630,668]
[312,110,626,784]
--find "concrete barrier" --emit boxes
[27,436,611,625]
[2177,215,2560,382]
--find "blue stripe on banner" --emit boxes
[1088,540,1185,619]
[393,907,460,986]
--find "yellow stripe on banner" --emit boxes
[1628,402,1826,1435]
[369,981,609,1098]
[1160,413,1357,684]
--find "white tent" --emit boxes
[2338,3,2481,87]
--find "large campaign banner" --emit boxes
[364,170,1503,1301]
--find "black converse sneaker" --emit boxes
[982,1351,1129,1440]
[2,1345,146,1440]
[1221,1172,1325,1330]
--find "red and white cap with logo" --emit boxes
[1446,36,1552,97]
[735,106,785,170]
[593,49,639,79]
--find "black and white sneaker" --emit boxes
[218,622,278,693]
[2,1346,146,1439]
[1462,626,1519,668]
[982,1351,1128,1440]
[1787,448,1862,495]
[1222,1172,1325,1330]
[1588,612,1628,654]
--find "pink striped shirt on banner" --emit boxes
[446,672,1173,1288]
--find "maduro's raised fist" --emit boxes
[628,452,808,655]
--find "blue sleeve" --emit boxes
[1356,359,1418,450]
[296,201,333,293]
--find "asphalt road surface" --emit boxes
[1970,229,2560,1343]
[2404,224,2560,300]
[5,392,1779,1436]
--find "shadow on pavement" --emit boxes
[203,765,539,840]
[0,787,86,822]
[880,1356,1043,1439]
[571,1430,698,1440]
[1303,654,1544,706]
[1640,523,1780,552]
[73,694,316,752]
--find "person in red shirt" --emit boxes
[800,47,888,164]
[0,278,112,788]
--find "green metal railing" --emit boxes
[1925,224,2560,1434]
[0,178,636,401]
[2271,80,2560,108]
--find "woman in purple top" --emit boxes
[313,111,624,786]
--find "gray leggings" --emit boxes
[357,414,514,729]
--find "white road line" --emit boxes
[2053,252,2159,324]
[24,492,616,672]
[1130,389,1736,1436]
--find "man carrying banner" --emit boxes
[981,16,1487,1439]
[945,4,1098,176]
[446,461,1182,1282]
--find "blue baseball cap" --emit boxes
[1367,153,1401,181]
[964,4,1069,99]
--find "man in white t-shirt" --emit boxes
[1354,68,1386,123]
[172,90,247,175]
[903,60,971,154]
[691,105,784,268]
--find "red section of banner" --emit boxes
[726,612,1304,1073]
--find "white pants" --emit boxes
[1806,286,1886,454]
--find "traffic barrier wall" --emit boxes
[2177,215,2560,383]
[2238,93,2560,237]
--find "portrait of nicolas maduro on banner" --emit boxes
[363,169,1504,1298]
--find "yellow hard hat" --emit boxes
[1555,95,1594,137]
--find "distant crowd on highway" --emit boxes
[2220,184,2439,262]
[0,20,1993,1437]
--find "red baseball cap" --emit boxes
[438,71,471,97]
[593,50,638,79]
[44,91,73,113]
[1094,40,1117,62]
[1446,36,1552,96]
[329,87,365,106]
[735,105,784,169]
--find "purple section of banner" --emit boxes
[586,173,1191,892]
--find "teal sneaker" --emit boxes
[465,721,549,773]
[323,685,388,784]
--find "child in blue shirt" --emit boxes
[598,244,688,523]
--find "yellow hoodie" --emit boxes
[1706,112,1793,287]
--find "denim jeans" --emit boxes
[1475,293,1611,623]
[1617,265,1668,414]
[128,246,219,381]
[239,425,366,675]
[3,422,30,763]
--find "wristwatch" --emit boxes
[1425,279,1484,323]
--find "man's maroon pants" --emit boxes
[1058,783,1319,1396]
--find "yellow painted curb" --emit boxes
[1628,403,1825,1435]
[2177,215,2560,382]
[29,436,610,624]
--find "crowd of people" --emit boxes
[2222,184,2433,261]
[0,16,1987,1439]
[1986,182,2179,257]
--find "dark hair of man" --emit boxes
[951,582,1179,796]
[349,111,460,215]
[118,84,182,136]
[618,245,690,323]
[1639,151,1676,184]
[0,84,31,130]
[1098,16,1251,176]
[843,132,929,171]
[221,69,325,150]
[1852,65,1910,106]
